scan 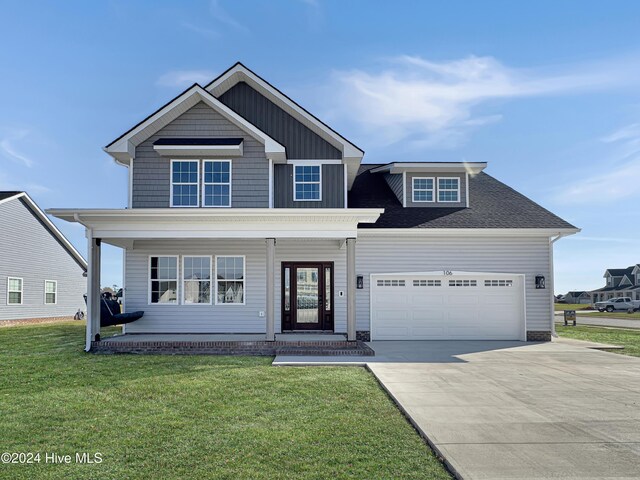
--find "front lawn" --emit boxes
[554,303,592,311]
[556,325,640,357]
[0,322,450,480]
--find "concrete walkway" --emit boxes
[275,341,640,479]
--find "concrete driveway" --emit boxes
[275,341,640,479]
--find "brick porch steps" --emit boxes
[91,339,374,356]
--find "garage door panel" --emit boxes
[371,273,524,341]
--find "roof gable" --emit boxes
[104,84,285,166]
[205,62,364,187]
[0,192,87,270]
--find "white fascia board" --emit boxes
[370,162,488,175]
[46,208,384,241]
[15,193,88,270]
[153,144,243,157]
[358,227,580,237]
[0,192,24,206]
[104,86,285,165]
[206,64,364,158]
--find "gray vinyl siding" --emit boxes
[124,239,347,334]
[406,172,467,208]
[384,173,404,205]
[218,81,342,160]
[273,164,345,208]
[355,235,552,332]
[132,102,269,208]
[0,198,86,321]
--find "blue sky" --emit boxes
[1,0,639,293]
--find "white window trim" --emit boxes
[148,255,180,305]
[7,277,23,305]
[170,159,200,208]
[292,162,323,202]
[44,280,57,305]
[437,176,461,203]
[202,159,232,208]
[412,176,435,203]
[181,255,213,305]
[215,255,246,306]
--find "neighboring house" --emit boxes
[0,192,87,322]
[591,265,640,303]
[563,291,591,304]
[48,62,579,351]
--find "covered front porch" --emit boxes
[47,207,382,352]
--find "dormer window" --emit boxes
[294,165,321,201]
[412,177,434,202]
[438,178,460,202]
[171,160,199,207]
[607,276,613,286]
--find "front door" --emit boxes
[281,262,334,331]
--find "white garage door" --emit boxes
[371,272,525,340]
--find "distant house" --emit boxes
[0,192,87,322]
[590,265,640,303]
[563,291,591,304]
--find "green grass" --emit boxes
[554,303,592,311]
[556,325,640,357]
[0,322,450,480]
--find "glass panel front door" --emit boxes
[296,267,319,324]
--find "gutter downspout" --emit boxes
[549,232,570,337]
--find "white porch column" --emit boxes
[85,232,101,351]
[346,237,356,341]
[266,238,276,341]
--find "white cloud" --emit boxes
[181,22,219,39]
[0,170,50,194]
[555,123,640,205]
[327,55,626,147]
[156,70,215,88]
[0,129,34,167]
[209,0,248,33]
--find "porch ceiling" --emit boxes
[46,208,384,244]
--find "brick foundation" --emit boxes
[91,339,375,356]
[356,331,371,342]
[527,331,551,342]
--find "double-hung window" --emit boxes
[412,177,434,202]
[7,277,23,305]
[438,177,460,202]
[294,165,321,201]
[182,256,212,304]
[216,256,245,304]
[149,256,178,304]
[171,160,199,207]
[44,280,57,305]
[203,160,231,207]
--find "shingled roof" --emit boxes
[349,165,576,230]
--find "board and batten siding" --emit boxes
[405,172,467,208]
[0,198,86,321]
[218,81,342,160]
[355,235,552,333]
[273,164,345,208]
[132,102,269,208]
[124,239,348,334]
[383,173,404,205]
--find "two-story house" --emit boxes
[590,265,640,303]
[49,63,579,352]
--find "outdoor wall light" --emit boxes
[535,275,546,289]
[356,275,364,289]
